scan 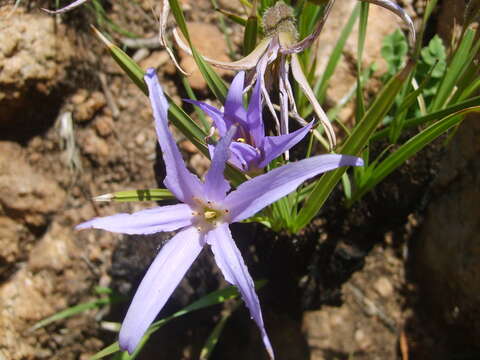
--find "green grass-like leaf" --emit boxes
[430,28,476,111]
[30,294,125,332]
[101,189,175,202]
[293,61,414,232]
[169,0,228,102]
[350,106,480,204]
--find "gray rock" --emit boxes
[0,6,74,126]
[415,114,480,346]
[0,142,66,227]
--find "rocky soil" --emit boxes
[0,1,478,360]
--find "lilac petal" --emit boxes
[42,0,89,13]
[184,99,228,136]
[159,0,189,76]
[119,226,204,354]
[290,54,336,150]
[224,154,364,222]
[207,224,274,359]
[258,121,313,168]
[76,204,193,235]
[145,69,204,204]
[246,78,265,147]
[229,142,261,172]
[257,40,281,134]
[224,72,248,124]
[362,0,416,47]
[204,126,237,202]
[280,1,334,54]
[172,28,270,71]
[278,56,290,138]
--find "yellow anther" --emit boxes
[236,138,246,143]
[204,210,217,220]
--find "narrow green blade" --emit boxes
[169,0,227,101]
[31,295,124,332]
[244,15,258,56]
[94,189,175,202]
[350,106,480,203]
[294,61,414,232]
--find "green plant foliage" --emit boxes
[417,35,447,97]
[381,29,408,78]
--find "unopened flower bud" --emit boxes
[262,1,297,39]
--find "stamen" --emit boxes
[204,210,217,220]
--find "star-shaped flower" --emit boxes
[186,71,313,173]
[173,0,416,150]
[77,69,363,357]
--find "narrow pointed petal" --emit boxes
[246,78,265,147]
[361,0,416,47]
[258,122,313,168]
[76,204,193,234]
[229,142,261,172]
[290,54,336,150]
[224,72,247,124]
[204,126,237,202]
[173,28,270,70]
[278,56,290,138]
[145,69,204,204]
[42,0,89,13]
[207,224,274,359]
[184,99,228,136]
[224,154,363,222]
[159,0,189,76]
[256,39,281,133]
[281,0,335,54]
[119,226,204,353]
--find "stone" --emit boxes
[413,2,480,349]
[415,114,480,347]
[189,153,210,176]
[0,223,102,358]
[139,50,170,71]
[0,142,66,227]
[0,6,74,125]
[73,91,107,123]
[79,129,111,165]
[179,139,198,153]
[373,276,394,298]
[177,22,233,90]
[94,115,114,137]
[0,216,31,276]
[28,223,79,272]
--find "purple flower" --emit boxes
[173,0,416,150]
[186,71,313,173]
[77,69,363,358]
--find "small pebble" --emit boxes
[95,116,114,137]
[374,276,394,298]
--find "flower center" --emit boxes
[203,208,222,222]
[191,198,230,233]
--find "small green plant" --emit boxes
[381,29,409,78]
